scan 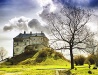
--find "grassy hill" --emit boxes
[2,47,69,66]
[19,48,70,66]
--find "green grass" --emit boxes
[0,65,68,75]
[71,64,98,75]
[1,48,98,75]
[0,64,98,75]
[19,48,70,66]
[0,49,70,74]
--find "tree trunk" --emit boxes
[70,46,74,69]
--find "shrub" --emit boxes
[54,52,64,60]
[88,71,92,74]
[35,50,48,63]
[35,47,67,63]
[38,50,47,58]
[74,55,86,65]
[94,53,98,66]
[93,67,97,69]
[85,55,95,65]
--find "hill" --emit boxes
[2,47,69,66]
[19,48,70,66]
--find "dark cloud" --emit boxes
[18,18,26,23]
[53,0,98,8]
[0,0,11,5]
[0,0,39,11]
[89,0,98,7]
[3,26,13,31]
[28,19,50,33]
[28,19,41,28]
[52,0,78,7]
[3,17,50,33]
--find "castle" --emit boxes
[13,31,49,56]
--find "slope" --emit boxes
[19,48,70,66]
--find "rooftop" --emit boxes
[14,31,46,39]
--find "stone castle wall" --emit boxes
[13,36,49,56]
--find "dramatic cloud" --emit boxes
[28,19,41,28]
[37,0,56,12]
[3,16,30,31]
[89,0,98,7]
[3,17,50,33]
[53,0,98,8]
[3,26,13,31]
[0,0,40,26]
[40,0,98,34]
[28,19,50,33]
[0,0,39,11]
[39,5,51,21]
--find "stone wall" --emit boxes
[13,36,49,56]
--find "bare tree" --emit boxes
[85,35,98,55]
[0,47,7,61]
[41,6,93,69]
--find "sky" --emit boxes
[0,0,98,57]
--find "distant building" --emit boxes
[13,31,49,56]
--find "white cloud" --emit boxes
[3,16,31,31]
[86,22,98,32]
[37,0,52,6]
[3,16,50,34]
[37,0,56,12]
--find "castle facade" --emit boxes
[13,31,49,56]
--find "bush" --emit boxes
[35,47,67,63]
[35,49,48,63]
[54,52,64,60]
[93,67,97,69]
[88,70,92,74]
[74,55,86,65]
[85,55,95,65]
[94,53,98,66]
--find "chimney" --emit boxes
[24,31,26,34]
[30,31,32,34]
[41,31,43,34]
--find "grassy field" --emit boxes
[0,64,98,75]
[0,48,70,75]
[71,64,98,75]
[0,65,70,75]
[0,48,98,75]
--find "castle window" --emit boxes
[14,43,16,46]
[41,38,43,40]
[35,46,37,49]
[17,43,19,45]
[16,48,19,52]
[25,42,26,45]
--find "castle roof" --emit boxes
[14,31,47,39]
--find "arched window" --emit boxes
[16,48,19,52]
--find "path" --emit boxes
[55,69,66,75]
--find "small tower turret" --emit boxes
[24,31,26,34]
